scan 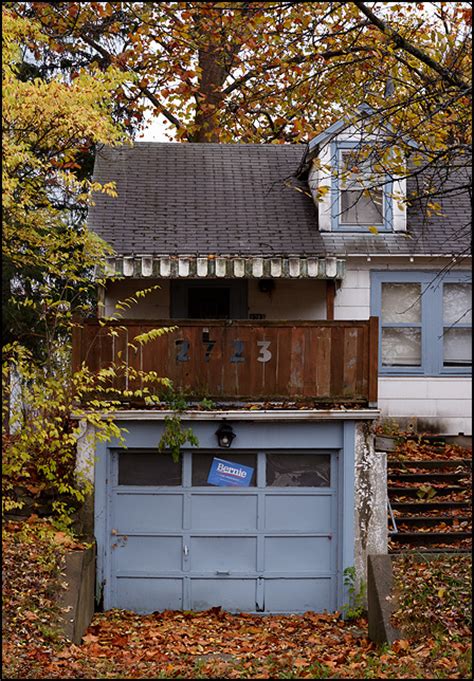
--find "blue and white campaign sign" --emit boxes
[207,457,254,487]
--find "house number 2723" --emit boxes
[175,339,272,363]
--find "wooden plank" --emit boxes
[172,326,193,395]
[127,325,146,393]
[355,324,367,398]
[368,316,379,406]
[83,323,101,374]
[71,322,83,374]
[205,324,224,398]
[190,325,206,395]
[140,324,172,395]
[118,325,131,394]
[315,327,331,399]
[330,326,345,399]
[289,325,305,396]
[229,325,249,397]
[275,326,292,398]
[246,325,260,397]
[342,326,360,397]
[301,327,315,397]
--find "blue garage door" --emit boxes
[108,450,338,614]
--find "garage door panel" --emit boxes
[108,448,340,613]
[191,579,257,612]
[264,495,332,532]
[114,536,182,573]
[191,494,258,530]
[265,536,332,571]
[190,537,257,572]
[114,493,183,532]
[115,577,183,612]
[264,578,333,612]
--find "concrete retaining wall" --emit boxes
[58,543,96,645]
[367,554,402,645]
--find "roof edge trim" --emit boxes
[95,256,346,280]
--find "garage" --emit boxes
[88,415,383,616]
[107,448,338,614]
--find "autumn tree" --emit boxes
[2,5,130,356]
[15,3,470,141]
[3,8,179,524]
[13,1,471,246]
[2,6,128,518]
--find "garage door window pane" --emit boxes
[192,453,257,486]
[118,453,182,486]
[266,454,330,487]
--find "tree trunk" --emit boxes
[190,17,229,142]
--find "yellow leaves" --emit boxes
[3,11,127,272]
[368,226,379,234]
[131,326,177,347]
[316,185,330,199]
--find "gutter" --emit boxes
[72,408,380,422]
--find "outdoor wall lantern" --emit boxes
[215,422,236,448]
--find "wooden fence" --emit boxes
[72,318,378,404]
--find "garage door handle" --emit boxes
[216,570,230,575]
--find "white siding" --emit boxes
[379,378,472,435]
[310,144,332,231]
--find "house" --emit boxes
[74,118,471,615]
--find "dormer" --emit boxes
[303,108,407,233]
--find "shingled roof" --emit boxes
[88,142,471,258]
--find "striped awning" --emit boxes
[98,255,346,279]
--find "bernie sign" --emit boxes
[207,457,254,487]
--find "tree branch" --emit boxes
[352,0,471,92]
[79,34,183,130]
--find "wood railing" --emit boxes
[72,318,378,405]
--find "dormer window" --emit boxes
[339,149,384,226]
[306,116,407,233]
[331,141,393,232]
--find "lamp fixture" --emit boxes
[215,422,236,448]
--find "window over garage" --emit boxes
[371,271,472,376]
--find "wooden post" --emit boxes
[326,280,336,320]
[368,316,379,407]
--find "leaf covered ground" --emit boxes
[2,519,472,679]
